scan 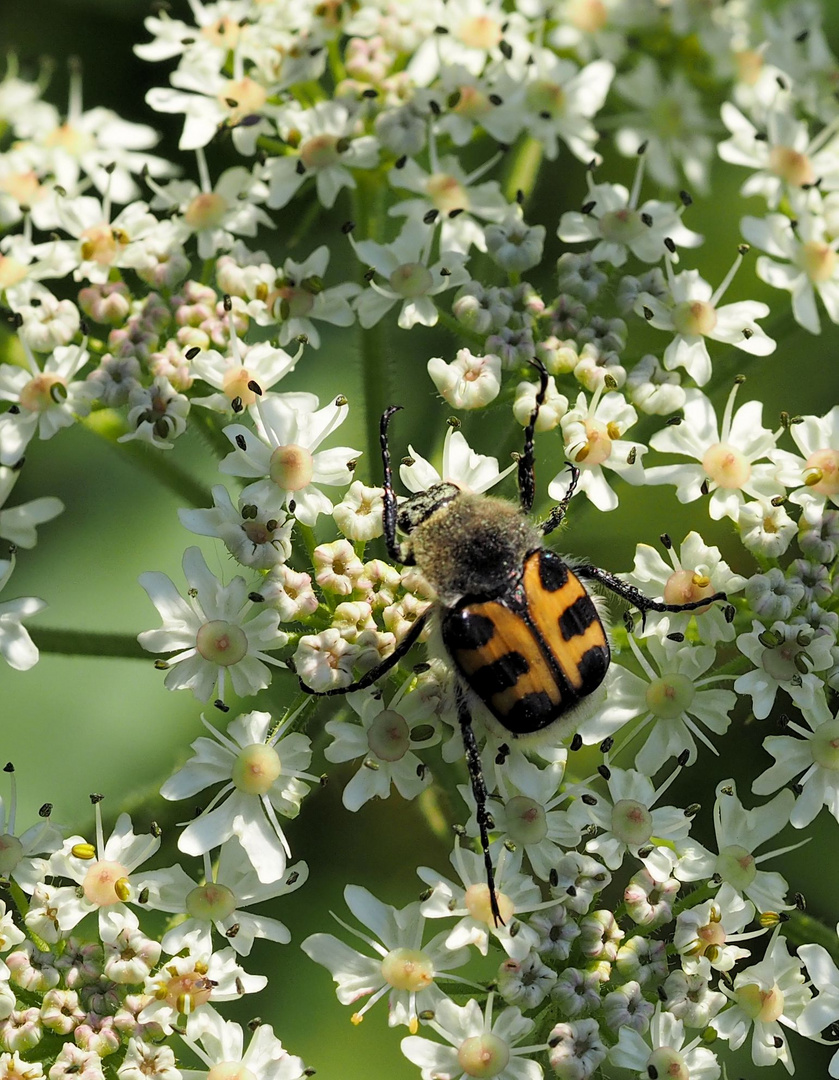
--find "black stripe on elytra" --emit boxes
[465,651,531,699]
[503,691,558,734]
[442,609,496,650]
[558,594,599,641]
[576,643,611,695]
[535,550,569,592]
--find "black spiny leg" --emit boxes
[455,684,504,927]
[541,464,581,535]
[298,609,430,696]
[518,359,550,514]
[380,405,410,563]
[574,564,727,627]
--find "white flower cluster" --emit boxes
[2,0,839,1078]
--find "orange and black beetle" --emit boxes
[301,361,727,923]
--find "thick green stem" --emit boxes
[83,412,213,509]
[435,307,487,350]
[503,135,544,205]
[785,909,839,964]
[352,171,391,483]
[29,627,149,661]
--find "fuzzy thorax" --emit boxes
[402,492,540,607]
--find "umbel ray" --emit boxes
[299,360,729,925]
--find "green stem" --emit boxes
[190,407,235,461]
[352,171,391,483]
[83,412,213,509]
[785,909,839,964]
[7,879,50,953]
[503,135,544,205]
[435,307,487,350]
[29,628,149,661]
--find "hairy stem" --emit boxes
[30,627,150,661]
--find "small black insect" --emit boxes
[301,362,727,924]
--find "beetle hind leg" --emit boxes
[455,684,505,928]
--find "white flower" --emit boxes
[734,620,834,720]
[176,1011,305,1080]
[470,757,580,881]
[407,0,523,84]
[302,886,472,1033]
[427,349,502,409]
[43,809,160,943]
[518,50,614,164]
[673,886,756,978]
[796,943,839,1079]
[149,153,272,260]
[118,1038,181,1080]
[332,481,385,542]
[609,1005,720,1080]
[558,163,703,267]
[160,709,315,885]
[738,499,798,557]
[269,246,359,348]
[626,531,746,645]
[118,376,190,450]
[601,635,736,774]
[635,259,775,387]
[625,353,686,416]
[401,994,543,1080]
[265,101,379,210]
[351,220,471,329]
[138,547,288,702]
[146,64,273,153]
[190,327,303,415]
[645,385,781,521]
[325,685,440,812]
[220,393,360,527]
[401,427,516,495]
[0,467,63,549]
[140,842,307,957]
[418,841,545,961]
[741,211,839,335]
[719,98,839,212]
[484,211,546,273]
[139,933,266,1036]
[550,387,645,512]
[771,405,839,521]
[568,763,691,881]
[753,695,839,828]
[714,932,810,1073]
[675,779,797,914]
[388,141,508,255]
[613,57,716,192]
[0,556,46,672]
[9,283,80,353]
[0,339,92,466]
[512,375,568,431]
[546,1017,607,1079]
[56,195,157,284]
[179,485,294,570]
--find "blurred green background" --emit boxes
[2,0,839,1076]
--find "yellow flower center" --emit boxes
[231,743,282,795]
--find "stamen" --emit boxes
[719,378,743,443]
[196,147,212,194]
[628,144,647,210]
[710,247,746,307]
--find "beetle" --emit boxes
[300,361,728,924]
